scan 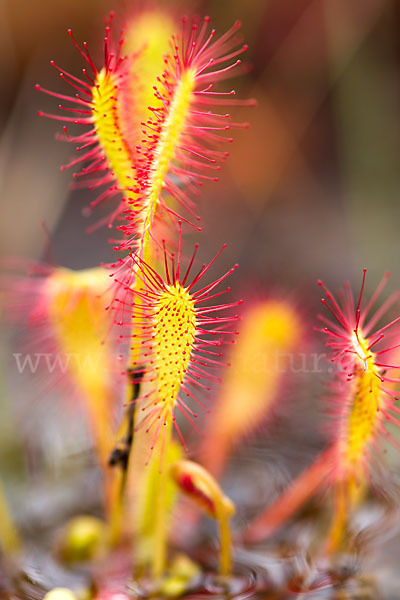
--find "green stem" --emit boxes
[0,478,20,554]
[108,468,125,547]
[216,506,232,577]
[152,416,173,579]
[108,371,142,546]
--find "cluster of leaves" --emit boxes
[28,6,254,587]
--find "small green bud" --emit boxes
[43,588,77,600]
[59,515,106,562]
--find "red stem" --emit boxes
[241,445,334,544]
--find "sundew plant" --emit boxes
[3,4,400,600]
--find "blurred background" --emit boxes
[1,0,400,585]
